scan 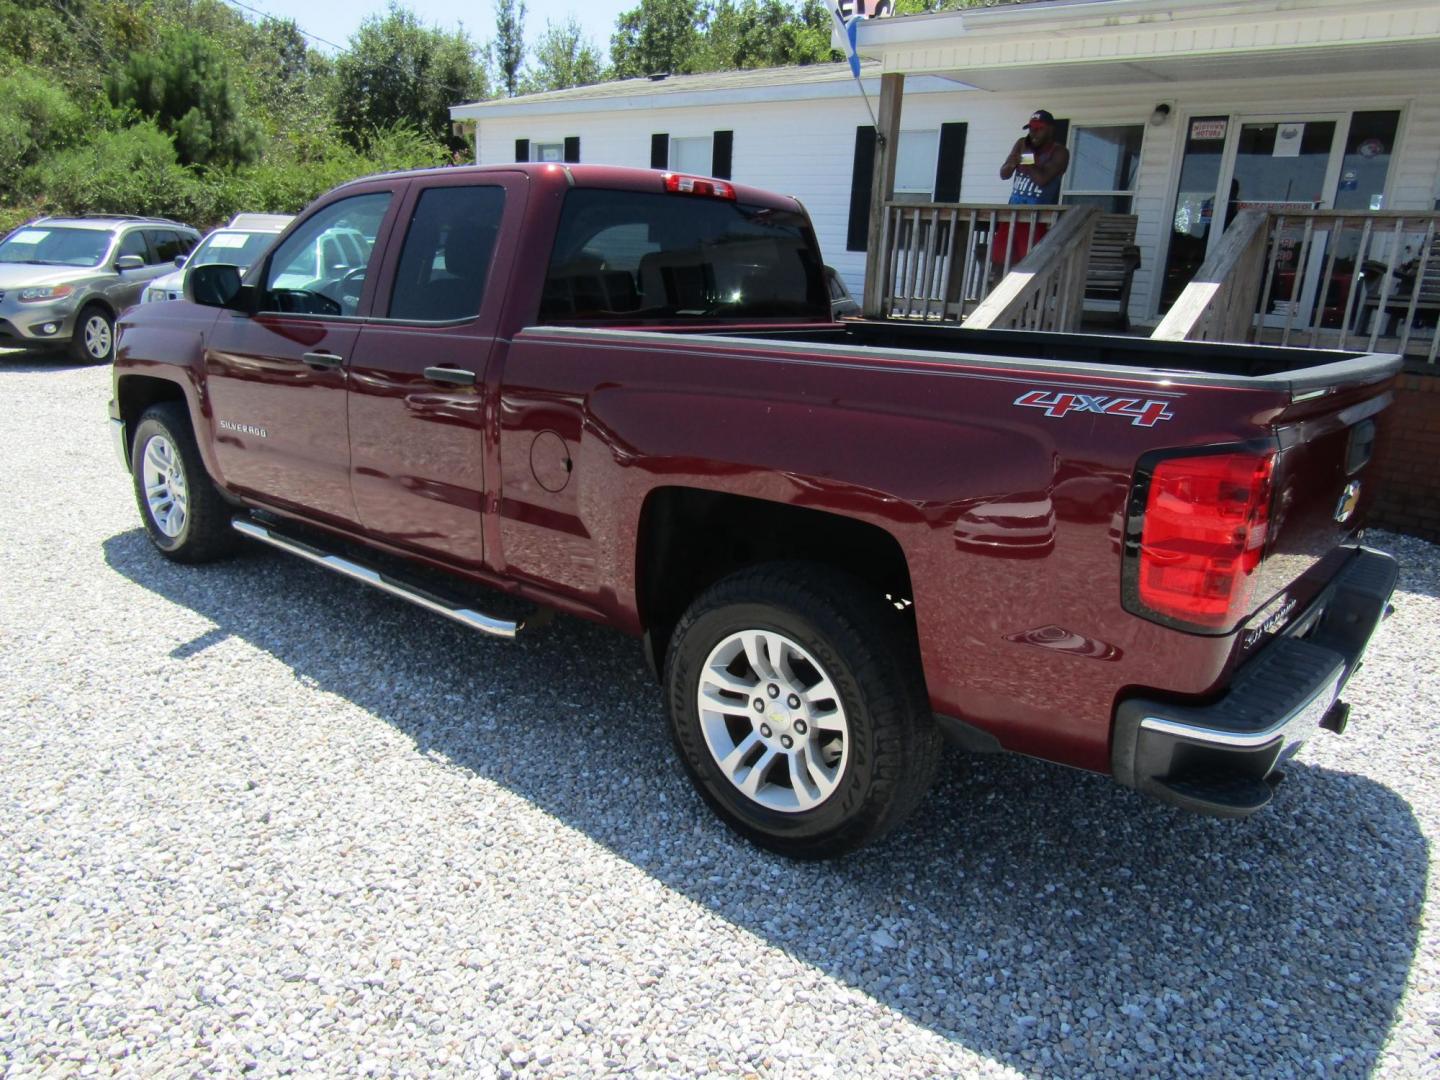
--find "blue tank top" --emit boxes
[1009,142,1064,205]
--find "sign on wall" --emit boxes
[1189,118,1227,141]
[1273,122,1305,157]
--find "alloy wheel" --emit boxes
[141,435,188,538]
[696,629,851,813]
[83,314,112,360]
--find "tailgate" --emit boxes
[1244,369,1396,647]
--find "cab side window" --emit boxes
[263,192,391,316]
[389,186,505,322]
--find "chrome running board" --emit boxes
[232,518,522,639]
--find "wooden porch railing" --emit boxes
[1152,209,1269,344]
[868,202,1070,322]
[1155,208,1440,362]
[961,205,1100,333]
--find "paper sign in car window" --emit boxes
[12,229,50,243]
[208,232,249,249]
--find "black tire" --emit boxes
[665,563,941,859]
[69,303,114,365]
[131,402,239,563]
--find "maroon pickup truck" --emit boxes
[110,163,1398,857]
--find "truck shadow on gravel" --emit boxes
[104,529,1428,1078]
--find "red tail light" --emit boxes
[663,172,736,199]
[1130,450,1275,630]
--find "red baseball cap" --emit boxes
[1023,109,1056,130]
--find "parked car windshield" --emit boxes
[539,188,829,323]
[0,226,112,268]
[189,230,276,270]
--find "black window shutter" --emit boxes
[933,122,967,202]
[515,138,529,163]
[846,126,876,253]
[711,130,733,179]
[650,133,669,169]
[563,136,580,163]
[1052,119,1070,145]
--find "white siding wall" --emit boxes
[473,69,1440,320]
[476,96,878,290]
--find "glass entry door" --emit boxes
[1161,111,1403,326]
[1222,119,1340,326]
[1224,119,1338,214]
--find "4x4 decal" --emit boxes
[1013,389,1174,428]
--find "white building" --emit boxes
[452,0,1440,328]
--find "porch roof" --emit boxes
[850,0,1440,92]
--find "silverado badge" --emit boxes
[218,419,268,439]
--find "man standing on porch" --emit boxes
[1001,109,1070,205]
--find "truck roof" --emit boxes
[329,162,804,212]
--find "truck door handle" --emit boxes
[302,351,344,371]
[424,366,477,387]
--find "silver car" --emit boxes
[141,213,293,305]
[0,215,200,363]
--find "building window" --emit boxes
[1062,124,1143,213]
[893,130,938,198]
[1334,110,1400,212]
[670,135,712,176]
[533,141,566,163]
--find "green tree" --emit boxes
[522,18,603,93]
[697,0,831,70]
[333,4,487,152]
[0,0,79,70]
[610,0,703,78]
[0,68,85,198]
[492,0,527,97]
[107,30,264,167]
[791,0,838,64]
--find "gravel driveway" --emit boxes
[1,351,1437,1078]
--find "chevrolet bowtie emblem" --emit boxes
[1335,480,1361,524]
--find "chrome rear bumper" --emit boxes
[1112,547,1398,817]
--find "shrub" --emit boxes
[23,121,201,220]
[0,69,85,199]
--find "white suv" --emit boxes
[142,213,293,305]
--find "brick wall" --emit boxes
[1371,370,1440,542]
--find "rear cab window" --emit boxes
[539,188,829,323]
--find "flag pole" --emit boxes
[830,5,882,139]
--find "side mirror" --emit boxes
[115,254,145,272]
[185,263,250,311]
[174,254,188,268]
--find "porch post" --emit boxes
[862,72,904,319]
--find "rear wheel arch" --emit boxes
[635,486,920,679]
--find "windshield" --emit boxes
[190,230,277,270]
[0,226,112,268]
